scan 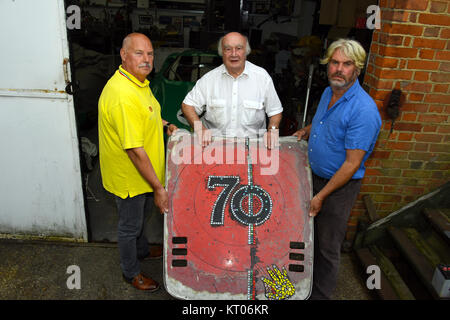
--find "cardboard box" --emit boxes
[337,0,357,28]
[327,26,351,41]
[320,0,378,28]
[356,0,378,14]
[319,0,339,25]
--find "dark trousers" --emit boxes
[114,193,154,279]
[310,173,362,300]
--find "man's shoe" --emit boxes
[123,273,160,292]
[139,245,163,261]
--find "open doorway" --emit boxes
[65,0,375,243]
[66,8,125,243]
[65,0,160,243]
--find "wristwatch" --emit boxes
[269,126,278,131]
[164,122,171,130]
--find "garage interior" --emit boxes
[65,0,376,243]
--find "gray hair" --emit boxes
[217,33,251,57]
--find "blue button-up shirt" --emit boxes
[308,79,381,179]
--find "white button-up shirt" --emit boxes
[183,61,283,138]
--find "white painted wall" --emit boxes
[0,0,87,240]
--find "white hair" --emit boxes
[217,33,251,57]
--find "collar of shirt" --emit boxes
[340,78,360,101]
[318,78,361,119]
[118,65,149,88]
[220,61,250,79]
[331,78,360,104]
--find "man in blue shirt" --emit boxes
[293,39,381,300]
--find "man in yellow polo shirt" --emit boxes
[98,33,177,291]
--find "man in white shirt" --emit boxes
[181,32,283,148]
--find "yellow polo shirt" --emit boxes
[98,65,165,199]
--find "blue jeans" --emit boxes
[115,193,154,279]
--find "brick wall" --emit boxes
[348,0,450,240]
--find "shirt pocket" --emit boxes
[242,100,265,126]
[205,99,226,125]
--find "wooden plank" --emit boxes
[387,226,438,299]
[355,248,400,300]
[370,246,415,300]
[363,195,380,222]
[403,228,442,267]
[422,208,450,246]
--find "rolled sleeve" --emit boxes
[264,78,283,117]
[345,105,381,152]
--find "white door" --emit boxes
[0,0,87,240]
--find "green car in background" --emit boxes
[150,50,222,131]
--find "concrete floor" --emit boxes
[332,251,374,300]
[0,239,171,300]
[0,239,372,300]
